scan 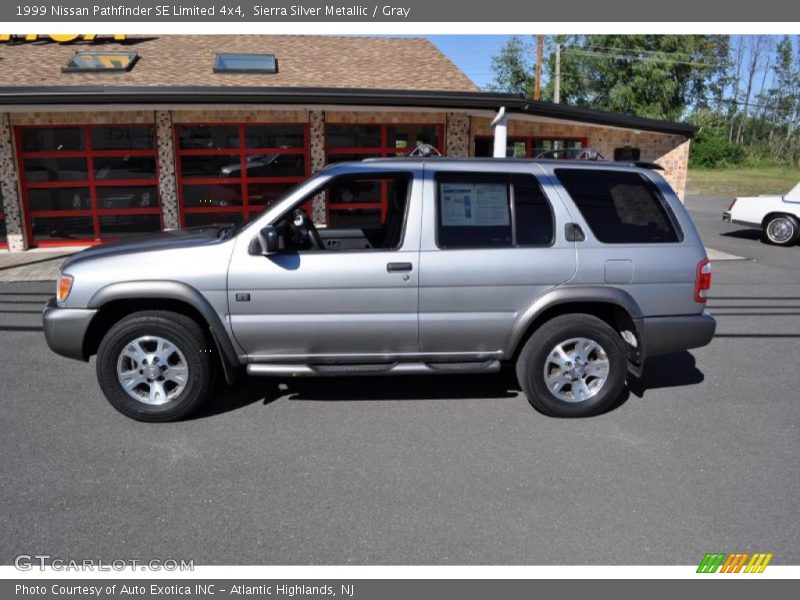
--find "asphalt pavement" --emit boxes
[1,195,798,565]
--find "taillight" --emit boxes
[727,198,737,211]
[694,259,711,303]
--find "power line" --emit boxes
[562,48,722,69]
[575,42,725,60]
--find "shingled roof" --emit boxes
[0,35,479,92]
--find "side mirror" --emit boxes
[250,225,280,255]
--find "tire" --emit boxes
[763,214,800,246]
[516,314,628,418]
[96,310,216,422]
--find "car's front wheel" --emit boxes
[96,310,215,422]
[516,314,628,418]
[763,214,800,246]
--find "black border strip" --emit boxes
[0,86,697,137]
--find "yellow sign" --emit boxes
[0,35,127,43]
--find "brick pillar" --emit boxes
[445,112,471,157]
[155,110,180,229]
[308,110,326,225]
[0,113,27,252]
[654,138,691,202]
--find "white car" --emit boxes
[723,182,800,246]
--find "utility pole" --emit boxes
[534,34,543,101]
[554,43,561,104]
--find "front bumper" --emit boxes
[637,311,716,358]
[42,297,97,361]
[723,211,731,223]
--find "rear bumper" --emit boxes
[637,311,716,358]
[42,297,97,361]
[723,212,760,228]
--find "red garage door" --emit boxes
[16,124,162,247]
[324,122,444,226]
[174,123,310,227]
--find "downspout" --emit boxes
[490,106,507,158]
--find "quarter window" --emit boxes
[435,173,554,249]
[555,169,681,243]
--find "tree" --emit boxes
[768,36,800,156]
[488,34,800,166]
[488,36,536,96]
[734,36,771,144]
[537,35,726,121]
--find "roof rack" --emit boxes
[407,143,442,157]
[534,148,604,161]
[361,156,666,171]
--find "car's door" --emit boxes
[418,165,577,355]
[227,169,421,361]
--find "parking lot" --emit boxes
[1,194,799,565]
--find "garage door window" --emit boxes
[435,173,554,249]
[16,125,161,246]
[176,123,309,227]
[325,123,443,226]
[555,169,681,243]
[474,136,586,159]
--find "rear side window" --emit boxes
[436,173,553,249]
[555,169,681,243]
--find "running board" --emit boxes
[246,360,501,377]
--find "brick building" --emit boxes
[0,35,695,252]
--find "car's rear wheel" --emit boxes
[763,214,800,246]
[516,314,627,418]
[96,310,215,422]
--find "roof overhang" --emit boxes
[0,85,696,138]
[521,99,697,137]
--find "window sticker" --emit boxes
[440,183,475,226]
[474,183,510,226]
[440,182,509,227]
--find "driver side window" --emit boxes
[280,172,412,252]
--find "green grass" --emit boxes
[687,165,800,197]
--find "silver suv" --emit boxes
[43,158,716,421]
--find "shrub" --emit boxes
[689,130,746,168]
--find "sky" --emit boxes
[424,35,786,101]
[425,35,515,89]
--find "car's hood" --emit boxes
[61,226,230,270]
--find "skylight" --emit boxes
[213,53,277,74]
[62,52,139,73]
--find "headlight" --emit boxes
[57,274,74,302]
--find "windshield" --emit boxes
[785,181,800,201]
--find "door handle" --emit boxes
[386,262,413,273]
